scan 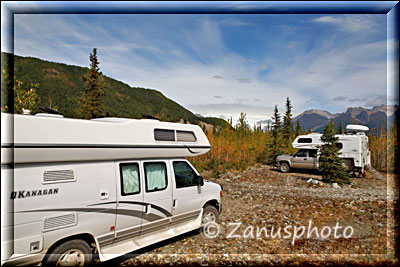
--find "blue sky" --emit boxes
[4,5,397,125]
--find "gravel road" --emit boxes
[102,165,398,266]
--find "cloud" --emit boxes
[333,96,347,101]
[221,18,253,27]
[12,13,388,124]
[364,95,397,107]
[313,15,377,33]
[236,78,251,83]
[188,103,272,118]
[260,63,268,70]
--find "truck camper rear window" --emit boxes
[154,129,175,141]
[335,142,343,150]
[120,163,140,195]
[297,138,312,143]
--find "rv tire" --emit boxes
[202,205,219,225]
[42,239,92,266]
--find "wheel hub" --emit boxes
[56,249,85,266]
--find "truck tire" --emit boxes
[42,239,92,266]
[280,162,290,173]
[202,205,219,225]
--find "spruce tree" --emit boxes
[77,48,105,119]
[235,112,250,137]
[295,120,302,136]
[336,121,344,134]
[282,97,293,140]
[318,119,351,184]
[269,105,282,162]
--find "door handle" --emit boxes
[173,199,178,208]
[304,158,307,160]
[100,190,109,200]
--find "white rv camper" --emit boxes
[277,124,371,176]
[1,113,222,266]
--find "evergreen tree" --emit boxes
[318,119,351,184]
[235,112,250,136]
[295,120,302,136]
[336,121,344,134]
[269,105,282,162]
[77,48,105,119]
[282,97,293,140]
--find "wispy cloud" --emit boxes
[221,18,253,27]
[11,13,390,125]
[313,15,378,33]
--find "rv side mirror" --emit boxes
[195,175,204,186]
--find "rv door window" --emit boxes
[120,163,140,195]
[173,161,196,188]
[144,162,168,192]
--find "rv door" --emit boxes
[170,160,203,225]
[114,161,144,243]
[141,160,173,236]
[291,149,308,168]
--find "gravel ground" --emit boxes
[103,165,398,266]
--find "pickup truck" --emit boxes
[276,148,319,173]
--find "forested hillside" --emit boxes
[1,52,230,129]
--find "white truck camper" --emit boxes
[1,113,222,266]
[277,124,371,176]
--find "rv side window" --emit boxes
[176,131,197,142]
[173,161,197,188]
[144,162,168,192]
[297,138,312,143]
[154,129,175,141]
[335,142,343,150]
[120,163,140,195]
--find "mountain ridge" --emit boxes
[1,52,230,129]
[293,105,397,132]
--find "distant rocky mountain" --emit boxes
[293,105,398,133]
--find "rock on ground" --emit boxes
[100,165,398,266]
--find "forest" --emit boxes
[2,51,396,177]
[189,108,398,178]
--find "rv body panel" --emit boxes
[2,157,221,265]
[1,113,211,164]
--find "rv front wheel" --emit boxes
[202,205,219,225]
[43,239,92,266]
